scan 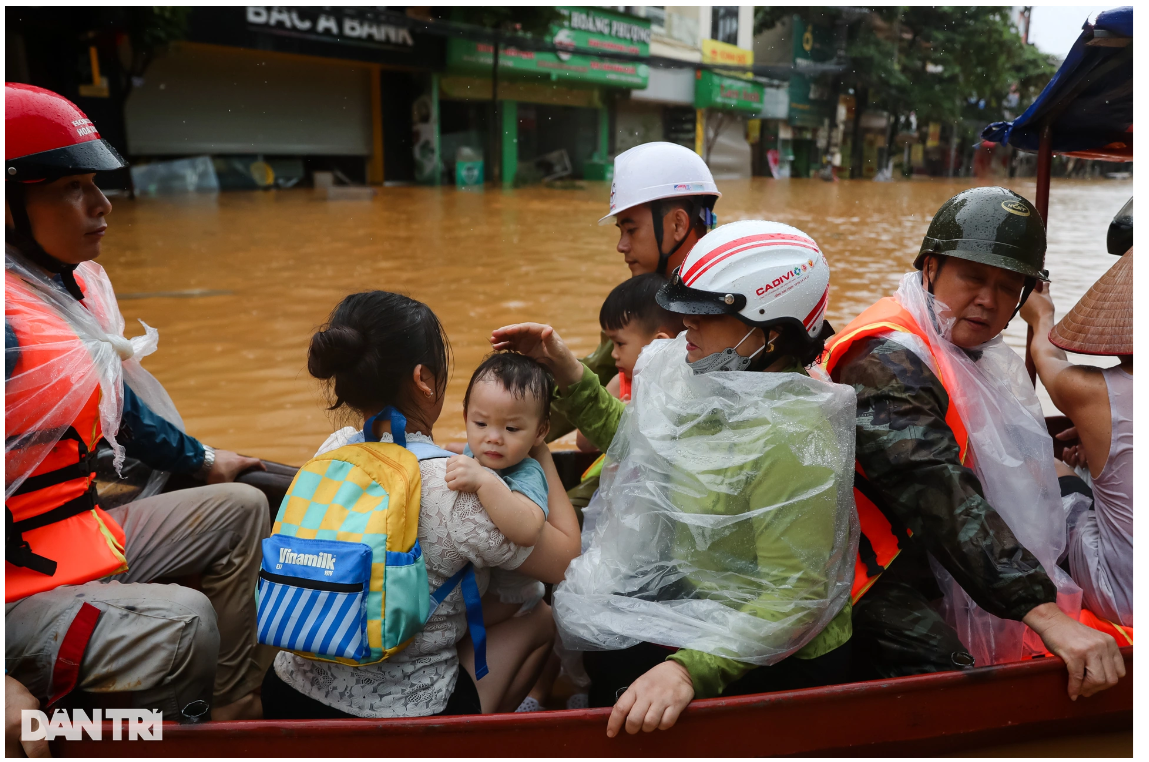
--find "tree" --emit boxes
[842,7,1056,127]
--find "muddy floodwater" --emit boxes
[101,178,1131,465]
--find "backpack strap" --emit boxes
[429,563,489,680]
[363,406,407,448]
[363,407,454,461]
[407,442,455,461]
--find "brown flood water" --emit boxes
[100,177,1131,465]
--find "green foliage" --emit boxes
[757,6,1057,126]
[447,7,565,37]
[843,7,1056,125]
[755,6,841,35]
[133,7,190,50]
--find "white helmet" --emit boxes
[657,220,831,341]
[600,141,720,226]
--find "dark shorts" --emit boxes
[583,640,852,708]
[261,663,482,719]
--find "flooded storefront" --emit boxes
[100,178,1131,465]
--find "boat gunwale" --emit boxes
[54,646,1132,757]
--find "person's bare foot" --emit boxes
[212,691,262,721]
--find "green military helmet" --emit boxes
[915,187,1049,281]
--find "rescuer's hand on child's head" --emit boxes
[490,323,584,391]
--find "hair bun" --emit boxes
[308,325,366,379]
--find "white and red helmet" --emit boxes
[656,220,831,340]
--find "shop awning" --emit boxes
[981,6,1131,161]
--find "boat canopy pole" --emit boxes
[1026,123,1054,386]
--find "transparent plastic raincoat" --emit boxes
[5,248,184,499]
[892,273,1083,665]
[554,335,859,666]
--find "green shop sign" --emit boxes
[446,7,650,88]
[694,70,765,113]
[788,16,835,128]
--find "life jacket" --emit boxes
[821,297,971,603]
[5,270,128,603]
[618,371,632,402]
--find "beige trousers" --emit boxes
[5,483,270,721]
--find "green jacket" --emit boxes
[546,334,616,442]
[554,363,853,699]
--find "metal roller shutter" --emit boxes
[125,43,372,156]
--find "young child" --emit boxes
[574,273,685,453]
[445,353,555,619]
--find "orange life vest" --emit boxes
[5,269,127,603]
[821,297,967,603]
[618,371,632,402]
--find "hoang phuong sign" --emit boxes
[446,7,650,89]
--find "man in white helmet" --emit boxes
[602,141,721,278]
[549,142,721,444]
[491,221,848,737]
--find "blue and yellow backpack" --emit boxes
[256,407,488,677]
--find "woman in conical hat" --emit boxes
[1020,248,1132,628]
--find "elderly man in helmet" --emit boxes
[4,84,268,751]
[822,187,1124,700]
[548,142,721,444]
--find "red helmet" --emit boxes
[5,83,126,182]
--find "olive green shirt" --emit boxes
[553,363,853,699]
[546,334,617,442]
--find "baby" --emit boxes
[445,352,554,614]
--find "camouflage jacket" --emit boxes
[832,335,1057,621]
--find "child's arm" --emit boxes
[444,455,546,546]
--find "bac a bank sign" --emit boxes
[245,6,414,48]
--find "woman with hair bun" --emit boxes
[261,291,581,719]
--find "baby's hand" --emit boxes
[445,455,491,493]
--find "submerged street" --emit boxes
[101,178,1132,464]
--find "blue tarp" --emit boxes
[982,6,1132,159]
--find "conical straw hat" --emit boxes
[1050,248,1132,356]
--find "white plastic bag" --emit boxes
[554,335,859,666]
[5,248,184,498]
[893,272,1082,664]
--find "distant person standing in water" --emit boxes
[1021,248,1133,629]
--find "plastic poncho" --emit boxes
[892,272,1082,665]
[4,247,184,499]
[553,334,859,666]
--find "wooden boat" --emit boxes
[52,646,1133,757]
[67,15,1131,753]
[77,437,1132,756]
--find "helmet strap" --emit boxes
[924,254,946,296]
[5,182,85,301]
[651,199,693,277]
[1011,277,1038,321]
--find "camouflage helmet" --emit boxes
[915,187,1049,282]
